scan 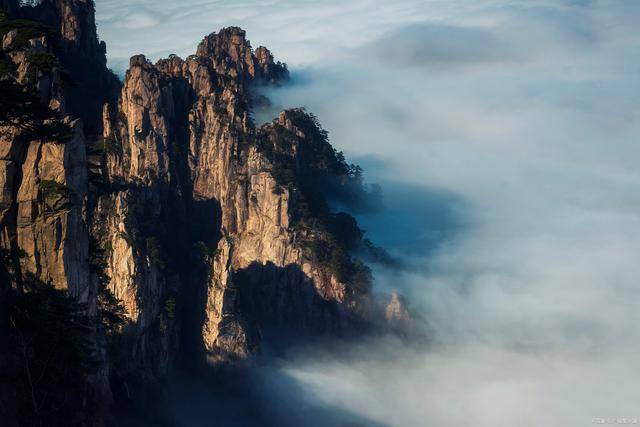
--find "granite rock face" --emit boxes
[0,1,108,308]
[1,0,409,421]
[99,28,374,363]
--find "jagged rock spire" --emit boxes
[196,26,288,82]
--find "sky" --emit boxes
[97,1,640,426]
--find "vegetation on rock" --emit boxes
[256,108,385,295]
[0,78,74,143]
[38,179,73,213]
[0,18,55,50]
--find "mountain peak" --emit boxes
[0,2,406,423]
[195,26,288,83]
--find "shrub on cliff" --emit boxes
[0,13,74,144]
[38,179,72,213]
[0,79,74,143]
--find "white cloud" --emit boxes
[117,12,161,30]
[97,1,640,426]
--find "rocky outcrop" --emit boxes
[0,4,98,306]
[195,26,288,83]
[15,119,89,295]
[385,292,413,333]
[1,1,409,423]
[16,0,119,130]
[0,3,118,420]
[97,28,373,364]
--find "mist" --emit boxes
[97,1,640,426]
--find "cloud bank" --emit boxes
[97,1,640,426]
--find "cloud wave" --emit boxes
[97,1,640,426]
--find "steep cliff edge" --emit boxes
[1,1,120,423]
[99,27,381,365]
[0,0,118,296]
[1,2,408,424]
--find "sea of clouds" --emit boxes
[97,1,640,426]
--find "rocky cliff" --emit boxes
[99,27,378,366]
[1,1,406,424]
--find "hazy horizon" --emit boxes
[97,1,640,426]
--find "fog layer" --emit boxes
[98,1,640,426]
